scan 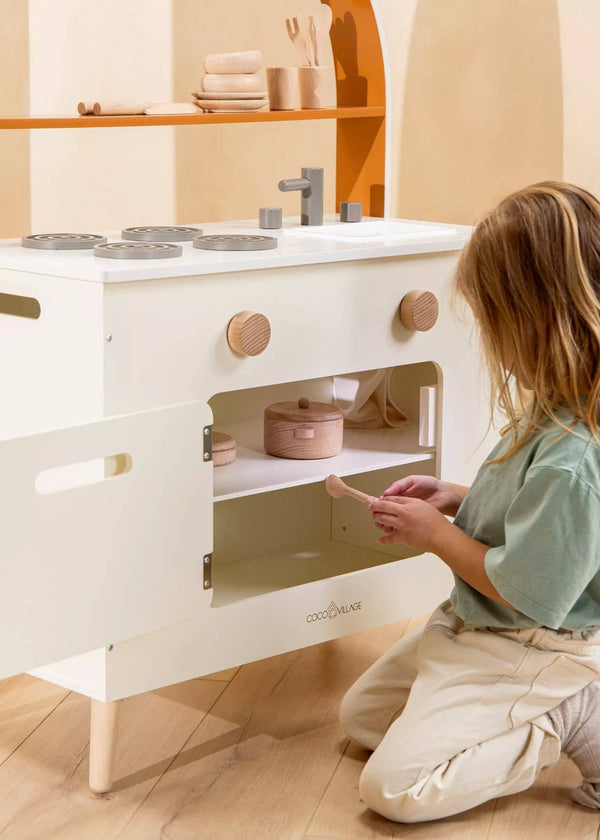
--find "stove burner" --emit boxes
[121,225,202,242]
[193,234,278,252]
[22,233,107,250]
[93,242,183,260]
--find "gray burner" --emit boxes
[121,225,202,242]
[22,233,107,250]
[93,242,183,260]
[193,234,278,252]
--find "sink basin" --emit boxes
[286,219,457,240]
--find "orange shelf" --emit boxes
[0,106,384,130]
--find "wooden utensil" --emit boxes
[308,17,318,67]
[312,4,333,66]
[286,17,311,66]
[84,101,148,116]
[325,474,377,505]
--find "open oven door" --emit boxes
[0,400,213,679]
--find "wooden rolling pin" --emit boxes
[325,474,377,505]
[77,101,149,116]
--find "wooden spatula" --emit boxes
[325,474,377,505]
[312,4,333,66]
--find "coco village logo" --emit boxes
[306,600,362,623]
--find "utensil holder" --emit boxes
[298,66,336,109]
[266,68,300,110]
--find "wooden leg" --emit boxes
[89,699,120,794]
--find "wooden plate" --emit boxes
[195,100,269,112]
[192,90,268,100]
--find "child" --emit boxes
[340,182,600,823]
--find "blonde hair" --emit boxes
[453,181,600,462]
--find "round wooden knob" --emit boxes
[399,291,439,331]
[227,311,271,356]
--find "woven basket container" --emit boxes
[264,397,343,460]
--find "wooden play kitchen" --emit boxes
[0,0,493,797]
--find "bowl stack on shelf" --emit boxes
[192,50,268,113]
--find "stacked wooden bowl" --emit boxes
[193,51,268,114]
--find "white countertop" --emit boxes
[0,216,472,284]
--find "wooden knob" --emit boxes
[227,311,271,356]
[298,397,310,409]
[399,291,439,331]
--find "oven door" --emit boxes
[0,400,213,679]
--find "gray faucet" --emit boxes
[278,167,324,226]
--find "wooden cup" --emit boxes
[298,66,336,109]
[266,68,300,110]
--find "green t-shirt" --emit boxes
[451,414,600,631]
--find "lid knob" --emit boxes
[298,397,310,409]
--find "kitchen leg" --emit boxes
[89,699,121,793]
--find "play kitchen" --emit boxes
[0,189,487,787]
[0,0,494,799]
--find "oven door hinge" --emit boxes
[203,553,212,590]
[203,424,213,463]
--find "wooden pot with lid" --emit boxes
[264,397,343,459]
[212,431,236,467]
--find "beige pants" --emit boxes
[340,599,600,823]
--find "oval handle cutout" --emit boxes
[35,453,132,495]
[0,292,41,320]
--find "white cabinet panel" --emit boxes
[0,401,212,679]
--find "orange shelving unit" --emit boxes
[0,1,387,216]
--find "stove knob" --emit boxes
[227,311,271,356]
[399,291,439,331]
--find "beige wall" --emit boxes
[27,0,176,233]
[557,0,600,197]
[0,1,598,236]
[0,1,30,237]
[378,0,563,225]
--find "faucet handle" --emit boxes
[278,177,312,193]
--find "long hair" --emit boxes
[453,181,600,462]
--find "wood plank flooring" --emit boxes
[0,614,598,840]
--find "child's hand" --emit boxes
[382,475,465,517]
[369,496,450,551]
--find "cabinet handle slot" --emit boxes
[0,292,41,320]
[35,453,132,495]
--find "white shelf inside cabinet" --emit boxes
[211,540,416,608]
[212,419,434,501]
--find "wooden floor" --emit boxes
[0,614,598,840]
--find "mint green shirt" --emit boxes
[451,415,600,630]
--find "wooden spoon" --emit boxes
[325,474,377,505]
[312,4,333,66]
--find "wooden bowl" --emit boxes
[203,74,263,94]
[264,397,343,460]
[204,51,263,75]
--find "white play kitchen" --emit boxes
[0,0,493,796]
